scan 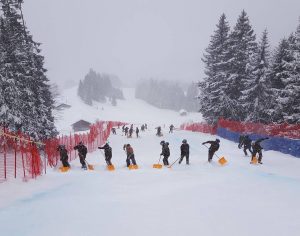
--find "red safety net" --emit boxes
[180,118,300,139]
[180,123,217,135]
[218,118,300,139]
[0,120,125,183]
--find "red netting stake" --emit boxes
[4,127,7,180]
[21,140,25,179]
[14,138,17,178]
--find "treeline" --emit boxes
[78,69,124,105]
[0,0,57,139]
[135,79,198,112]
[199,10,300,124]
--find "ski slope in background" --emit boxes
[55,87,202,134]
[0,87,300,236]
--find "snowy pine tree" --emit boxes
[0,0,57,139]
[268,37,295,123]
[241,29,272,123]
[225,10,257,120]
[199,14,231,123]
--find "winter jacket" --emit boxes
[252,138,268,152]
[180,143,190,155]
[74,144,87,156]
[203,141,219,152]
[161,145,170,157]
[98,143,112,158]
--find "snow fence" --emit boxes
[0,121,125,183]
[180,118,300,158]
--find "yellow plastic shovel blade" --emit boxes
[129,165,138,170]
[251,156,258,165]
[88,164,94,170]
[107,165,115,171]
[153,164,163,169]
[218,157,227,166]
[60,166,70,172]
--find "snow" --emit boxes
[1,87,300,236]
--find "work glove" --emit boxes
[202,142,205,145]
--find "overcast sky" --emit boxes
[23,0,300,87]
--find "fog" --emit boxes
[23,0,300,87]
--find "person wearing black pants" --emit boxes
[241,135,252,156]
[98,142,112,166]
[123,144,137,167]
[74,142,88,169]
[179,139,190,165]
[160,141,170,166]
[202,139,220,162]
[251,137,269,164]
[57,145,70,167]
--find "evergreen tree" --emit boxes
[268,37,295,123]
[241,30,272,123]
[225,10,257,120]
[199,13,231,123]
[0,0,57,139]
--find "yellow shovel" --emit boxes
[204,144,228,166]
[153,155,163,169]
[59,166,70,172]
[85,160,94,170]
[107,164,115,171]
[128,165,138,170]
[250,155,258,165]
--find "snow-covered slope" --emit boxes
[55,87,202,134]
[1,87,300,236]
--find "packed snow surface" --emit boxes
[0,87,300,236]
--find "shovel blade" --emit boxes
[218,157,227,166]
[88,164,94,170]
[107,165,115,171]
[251,156,258,165]
[128,165,138,170]
[59,166,70,172]
[153,164,163,169]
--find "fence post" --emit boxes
[14,138,17,178]
[4,127,7,180]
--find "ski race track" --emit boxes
[1,126,300,236]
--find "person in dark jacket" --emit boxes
[251,137,269,164]
[160,141,170,166]
[202,139,220,162]
[74,141,88,169]
[238,135,245,149]
[240,135,252,156]
[169,124,174,133]
[98,142,112,166]
[123,144,137,167]
[129,126,134,138]
[141,124,145,132]
[124,127,129,136]
[111,127,116,135]
[179,139,190,165]
[57,145,70,167]
[156,126,162,136]
[136,127,140,138]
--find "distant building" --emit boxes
[55,103,71,110]
[179,109,188,116]
[71,120,91,132]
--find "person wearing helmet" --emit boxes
[202,138,220,162]
[251,137,269,164]
[57,144,70,168]
[74,141,88,169]
[179,139,190,165]
[240,135,252,156]
[98,142,113,166]
[160,141,170,166]
[123,144,137,167]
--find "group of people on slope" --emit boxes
[121,124,143,138]
[238,135,269,164]
[56,130,269,169]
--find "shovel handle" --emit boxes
[203,144,220,159]
[168,156,181,168]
